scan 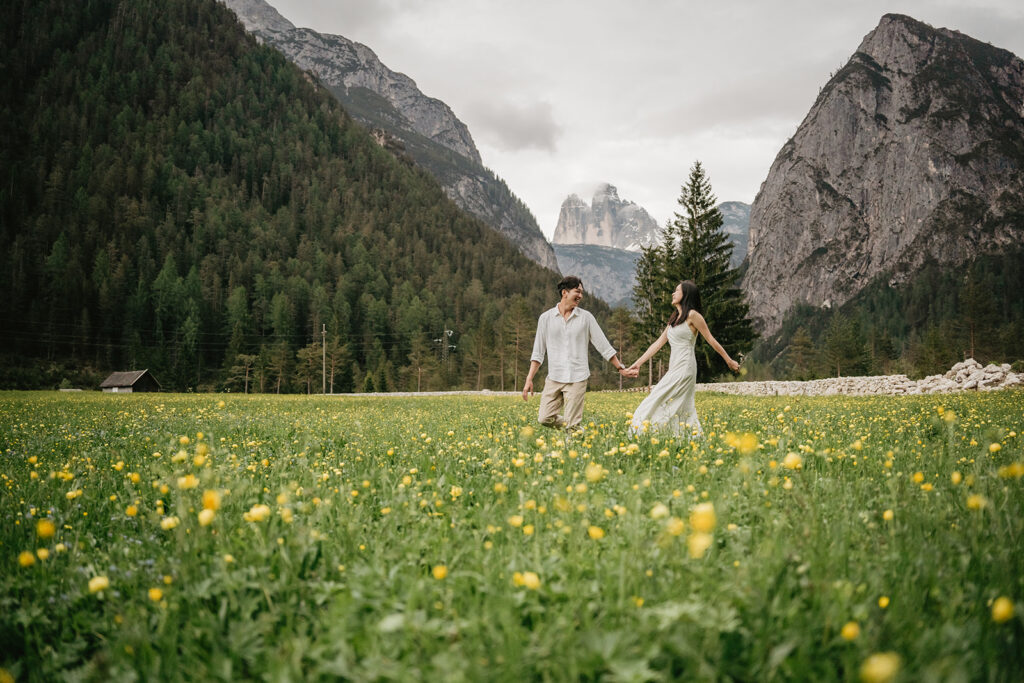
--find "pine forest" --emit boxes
[0,0,619,392]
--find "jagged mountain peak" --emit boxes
[592,183,621,203]
[552,184,660,252]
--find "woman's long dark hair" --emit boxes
[667,280,702,327]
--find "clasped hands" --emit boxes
[619,365,640,379]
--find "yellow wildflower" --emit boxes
[859,652,901,683]
[689,502,716,533]
[202,490,221,511]
[36,519,55,539]
[992,596,1014,623]
[687,532,713,558]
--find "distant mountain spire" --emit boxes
[552,184,660,252]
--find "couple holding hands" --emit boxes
[521,275,741,437]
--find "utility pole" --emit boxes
[321,324,326,395]
[434,329,456,376]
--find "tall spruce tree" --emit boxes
[633,162,756,378]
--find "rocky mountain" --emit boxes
[743,14,1024,335]
[222,0,559,272]
[552,184,661,251]
[719,201,750,267]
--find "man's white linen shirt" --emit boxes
[530,307,617,383]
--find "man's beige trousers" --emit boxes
[538,378,587,430]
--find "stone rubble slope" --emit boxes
[696,359,1022,396]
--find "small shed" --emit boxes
[100,370,161,393]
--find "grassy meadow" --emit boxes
[1,389,1022,681]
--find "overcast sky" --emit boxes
[267,0,1024,239]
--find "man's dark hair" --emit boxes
[557,276,583,295]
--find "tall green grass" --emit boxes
[1,390,1021,681]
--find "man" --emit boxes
[522,275,638,430]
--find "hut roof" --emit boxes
[99,369,161,390]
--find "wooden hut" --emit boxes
[99,370,161,393]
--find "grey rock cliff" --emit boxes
[552,184,660,251]
[743,14,1024,335]
[222,0,559,272]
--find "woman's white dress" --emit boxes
[630,322,702,438]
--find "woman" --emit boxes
[627,281,740,437]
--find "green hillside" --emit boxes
[0,0,611,392]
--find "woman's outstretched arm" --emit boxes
[628,326,670,370]
[689,312,740,371]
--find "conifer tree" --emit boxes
[633,161,756,378]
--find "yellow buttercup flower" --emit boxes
[89,576,110,593]
[859,652,901,683]
[244,504,271,522]
[878,596,890,609]
[738,432,759,455]
[687,532,713,558]
[198,509,215,526]
[18,551,36,568]
[587,525,605,540]
[649,502,669,520]
[432,565,448,580]
[991,596,1014,623]
[148,587,164,602]
[966,494,988,510]
[585,462,606,483]
[841,621,860,641]
[160,516,179,530]
[202,489,221,511]
[689,502,716,533]
[665,517,685,536]
[36,519,55,539]
[507,515,524,528]
[782,452,803,470]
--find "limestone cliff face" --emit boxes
[743,14,1024,335]
[552,184,660,251]
[222,0,559,272]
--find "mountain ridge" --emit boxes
[222,0,559,272]
[743,13,1024,336]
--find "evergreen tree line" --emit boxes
[0,0,627,392]
[751,252,1024,379]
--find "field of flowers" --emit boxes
[1,389,1022,681]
